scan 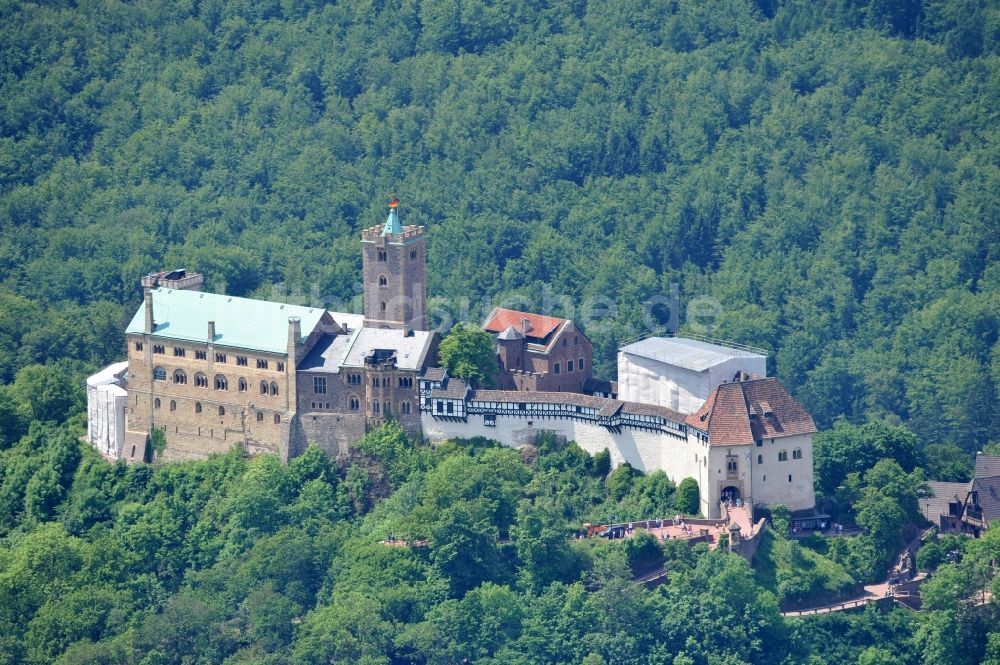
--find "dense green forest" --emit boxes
[0,0,998,450]
[0,414,996,665]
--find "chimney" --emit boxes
[287,317,301,366]
[207,320,216,342]
[143,284,154,334]
[520,317,533,334]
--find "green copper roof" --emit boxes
[382,207,402,235]
[125,288,327,354]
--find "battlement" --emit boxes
[141,269,204,292]
[361,224,425,243]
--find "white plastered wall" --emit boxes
[747,432,816,512]
[617,351,767,413]
[423,412,710,515]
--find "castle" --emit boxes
[87,199,817,519]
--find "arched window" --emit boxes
[257,411,264,422]
[384,401,390,415]
[218,406,225,416]
[380,301,386,312]
[195,402,202,414]
[154,398,161,409]
[261,382,269,395]
[153,366,166,381]
[757,454,763,464]
[195,373,208,388]
[173,369,187,384]
[239,377,248,392]
[377,249,386,262]
[349,396,359,410]
[778,450,788,462]
[273,414,280,424]
[215,375,228,390]
[271,382,278,397]
[401,401,411,414]
[792,448,803,460]
[169,400,176,412]
[378,275,387,286]
[410,249,417,260]
[373,401,380,413]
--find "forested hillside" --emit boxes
[1,0,998,449]
[5,418,998,665]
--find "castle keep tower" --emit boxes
[361,197,428,333]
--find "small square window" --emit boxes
[135,341,144,351]
[216,353,226,363]
[277,362,284,372]
[174,347,185,357]
[237,356,248,366]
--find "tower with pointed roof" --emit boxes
[361,196,428,333]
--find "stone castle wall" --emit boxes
[126,334,293,461]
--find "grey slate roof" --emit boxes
[126,288,328,354]
[920,481,969,523]
[420,367,448,382]
[497,325,525,340]
[583,377,618,395]
[340,327,435,371]
[472,390,611,409]
[620,336,766,372]
[297,332,360,373]
[430,377,471,399]
[970,476,1000,526]
[975,455,1000,479]
[299,328,435,373]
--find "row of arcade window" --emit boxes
[154,368,278,395]
[315,375,411,391]
[308,397,410,413]
[153,398,282,423]
[144,344,283,371]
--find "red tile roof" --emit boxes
[483,308,566,341]
[686,377,816,446]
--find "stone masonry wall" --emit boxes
[127,333,293,461]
